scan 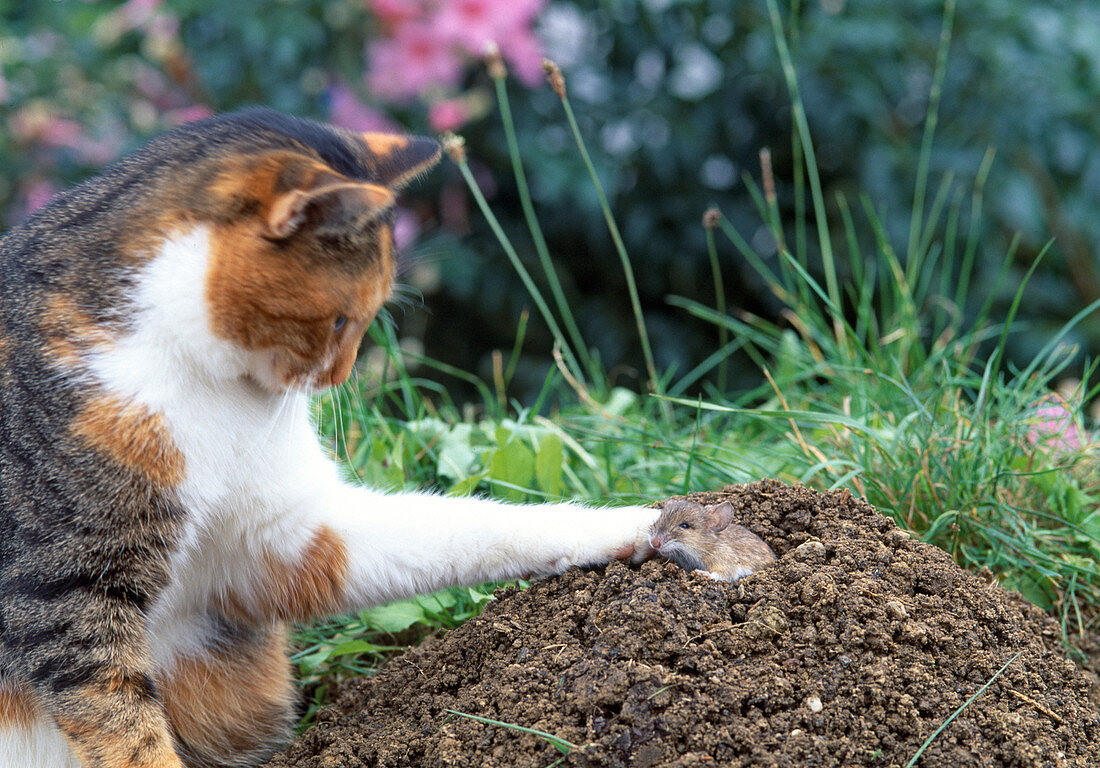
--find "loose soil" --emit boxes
[266,480,1100,768]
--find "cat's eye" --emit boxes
[679,522,691,530]
[333,316,347,331]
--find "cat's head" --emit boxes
[192,116,440,393]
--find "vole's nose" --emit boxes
[650,535,663,549]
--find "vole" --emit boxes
[649,499,776,581]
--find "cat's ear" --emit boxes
[266,178,395,239]
[359,134,442,189]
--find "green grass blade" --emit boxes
[490,65,597,384]
[906,0,957,278]
[443,710,580,754]
[903,650,1022,768]
[545,62,659,394]
[443,136,584,385]
[765,0,843,353]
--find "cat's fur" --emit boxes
[0,109,657,768]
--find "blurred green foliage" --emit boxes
[2,0,1098,397]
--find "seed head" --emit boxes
[703,207,720,230]
[485,42,507,80]
[542,59,566,99]
[441,132,467,164]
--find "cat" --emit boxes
[0,108,658,768]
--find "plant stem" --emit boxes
[906,0,957,280]
[491,70,597,384]
[445,136,585,384]
[903,650,1022,768]
[765,0,846,360]
[548,65,661,394]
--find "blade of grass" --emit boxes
[903,650,1022,768]
[542,60,660,395]
[441,135,585,385]
[906,0,957,279]
[444,709,580,754]
[488,50,597,384]
[765,0,845,356]
[703,207,730,390]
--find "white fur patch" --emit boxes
[0,718,80,768]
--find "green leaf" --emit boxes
[436,423,480,483]
[489,439,536,502]
[328,639,388,657]
[360,599,428,633]
[535,433,565,496]
[447,470,489,497]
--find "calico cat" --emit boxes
[0,108,657,768]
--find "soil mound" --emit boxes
[266,480,1100,767]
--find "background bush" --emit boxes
[2,0,1099,399]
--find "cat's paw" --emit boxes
[610,506,660,564]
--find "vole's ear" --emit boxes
[267,174,395,239]
[359,133,442,189]
[704,502,735,533]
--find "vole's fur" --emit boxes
[649,499,776,581]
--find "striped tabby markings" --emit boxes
[54,713,182,768]
[0,683,38,727]
[71,393,186,487]
[220,525,350,622]
[160,628,294,760]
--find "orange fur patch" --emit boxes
[0,683,39,728]
[160,626,294,760]
[361,132,409,157]
[71,392,185,487]
[205,218,394,387]
[219,525,351,622]
[55,707,182,768]
[39,294,114,369]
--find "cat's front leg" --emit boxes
[320,488,661,609]
[240,478,658,621]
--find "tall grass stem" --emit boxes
[444,135,585,384]
[490,70,597,384]
[906,0,957,278]
[545,61,661,394]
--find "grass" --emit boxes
[903,650,1023,767]
[297,0,1099,718]
[444,708,584,765]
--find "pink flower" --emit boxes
[392,207,421,252]
[499,28,544,86]
[122,0,162,28]
[167,105,214,125]
[328,83,399,132]
[369,0,425,29]
[366,20,462,101]
[22,179,58,218]
[434,0,543,58]
[428,98,470,132]
[1027,396,1088,454]
[39,119,83,149]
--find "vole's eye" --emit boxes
[334,315,347,331]
[679,522,691,530]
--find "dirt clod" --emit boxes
[266,480,1100,767]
